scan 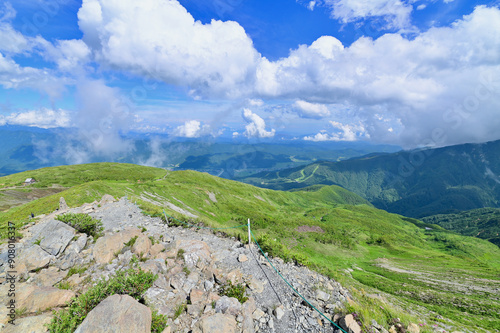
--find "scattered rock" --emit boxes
[215,296,241,315]
[59,197,68,210]
[339,314,362,333]
[2,313,53,333]
[175,239,211,267]
[407,323,420,333]
[131,234,152,257]
[198,313,236,333]
[238,254,248,262]
[93,228,141,264]
[274,305,285,320]
[74,294,151,333]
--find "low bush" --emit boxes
[56,213,104,239]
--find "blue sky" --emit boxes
[1,0,500,155]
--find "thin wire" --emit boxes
[250,230,349,333]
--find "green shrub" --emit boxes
[151,310,168,333]
[47,268,157,333]
[56,213,104,239]
[218,281,248,304]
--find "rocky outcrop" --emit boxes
[0,196,436,333]
[74,294,151,333]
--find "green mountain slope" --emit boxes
[241,140,500,218]
[423,207,500,247]
[1,163,500,331]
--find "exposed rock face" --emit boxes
[74,294,151,333]
[0,196,427,333]
[93,228,141,264]
[407,323,420,333]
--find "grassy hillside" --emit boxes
[1,163,499,332]
[423,207,500,247]
[241,140,500,218]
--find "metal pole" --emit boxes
[163,210,169,226]
[248,218,251,248]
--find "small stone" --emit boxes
[238,254,248,262]
[274,305,285,320]
[407,323,420,333]
[253,309,265,320]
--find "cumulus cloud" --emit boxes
[42,39,91,71]
[256,6,500,147]
[173,120,211,138]
[304,121,368,141]
[77,0,260,98]
[294,100,331,118]
[323,0,413,29]
[0,108,71,128]
[242,108,275,138]
[0,53,70,100]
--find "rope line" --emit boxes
[162,211,248,230]
[250,230,349,333]
[160,208,348,332]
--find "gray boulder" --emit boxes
[75,294,151,333]
[32,220,76,256]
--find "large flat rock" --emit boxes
[17,245,54,272]
[74,294,151,333]
[31,220,76,256]
[17,284,75,313]
[93,229,141,264]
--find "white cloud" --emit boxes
[0,23,29,53]
[248,99,264,106]
[242,108,275,138]
[173,120,211,138]
[304,121,368,141]
[308,1,317,11]
[0,52,70,100]
[323,0,414,29]
[256,6,500,147]
[294,100,331,118]
[417,4,426,10]
[42,39,91,71]
[0,108,71,128]
[77,0,260,98]
[0,2,15,22]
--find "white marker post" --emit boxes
[248,218,251,248]
[163,210,169,226]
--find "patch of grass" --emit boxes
[173,303,187,319]
[218,281,248,304]
[151,310,168,333]
[67,265,87,278]
[56,213,104,239]
[57,281,72,290]
[182,266,191,276]
[15,307,28,317]
[141,226,147,232]
[34,238,42,245]
[176,248,185,260]
[48,268,157,333]
[124,236,138,247]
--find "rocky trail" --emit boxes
[0,195,415,333]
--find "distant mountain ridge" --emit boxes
[241,139,500,218]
